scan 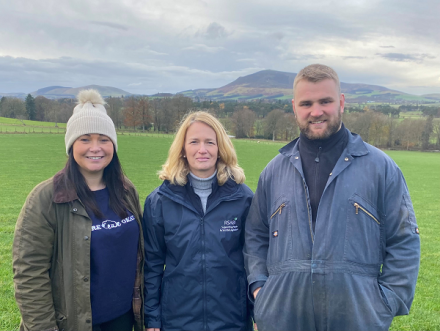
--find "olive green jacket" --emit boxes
[12,170,144,331]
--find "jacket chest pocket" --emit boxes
[344,195,381,265]
[268,200,292,264]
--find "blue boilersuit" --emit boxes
[244,129,420,331]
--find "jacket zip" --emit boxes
[160,183,243,330]
[270,203,286,219]
[200,216,207,331]
[314,146,322,163]
[354,202,380,225]
[302,180,314,244]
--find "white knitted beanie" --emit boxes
[65,89,117,154]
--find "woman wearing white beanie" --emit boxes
[13,90,144,331]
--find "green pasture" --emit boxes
[0,134,439,330]
[0,117,178,138]
[0,117,65,134]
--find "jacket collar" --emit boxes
[279,126,369,159]
[159,176,241,208]
[53,169,79,203]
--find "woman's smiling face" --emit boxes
[72,133,114,179]
[184,121,218,178]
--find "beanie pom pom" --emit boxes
[77,89,106,106]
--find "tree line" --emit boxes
[1,94,439,150]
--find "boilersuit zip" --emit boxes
[354,202,380,225]
[303,179,314,244]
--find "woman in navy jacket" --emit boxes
[143,111,254,331]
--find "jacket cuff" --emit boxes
[250,281,266,297]
[248,277,267,303]
[145,317,161,329]
[145,321,162,329]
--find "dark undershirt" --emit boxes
[299,123,348,232]
[250,125,348,297]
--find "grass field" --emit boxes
[0,134,439,330]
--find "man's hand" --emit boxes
[253,287,262,300]
[146,328,160,331]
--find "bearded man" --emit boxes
[244,63,420,331]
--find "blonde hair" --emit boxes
[293,63,341,96]
[159,111,245,186]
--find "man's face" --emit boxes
[292,79,345,140]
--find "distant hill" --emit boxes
[30,85,132,99]
[2,73,438,102]
[180,69,435,103]
[150,93,174,98]
[180,70,294,101]
[422,93,440,101]
[0,92,27,98]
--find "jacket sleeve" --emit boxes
[243,174,270,302]
[12,185,59,331]
[379,167,420,316]
[125,181,145,328]
[142,192,166,329]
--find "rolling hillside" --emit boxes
[31,85,132,99]
[422,93,440,101]
[180,70,435,102]
[2,71,438,102]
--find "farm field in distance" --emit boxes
[0,134,439,330]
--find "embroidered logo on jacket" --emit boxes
[220,217,239,232]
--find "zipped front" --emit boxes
[354,202,380,225]
[302,180,314,244]
[152,179,253,330]
[200,216,207,331]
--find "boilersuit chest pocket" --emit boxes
[344,195,381,265]
[268,197,292,264]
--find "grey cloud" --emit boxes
[1,0,440,95]
[89,21,129,31]
[182,44,224,53]
[377,53,436,63]
[146,50,168,56]
[206,22,229,39]
[0,55,260,94]
[269,32,285,41]
[196,22,230,39]
[236,58,256,62]
[282,54,326,61]
[342,56,368,60]
[408,85,439,88]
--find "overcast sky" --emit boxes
[1,0,439,95]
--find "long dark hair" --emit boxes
[65,147,129,220]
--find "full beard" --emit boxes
[297,112,342,140]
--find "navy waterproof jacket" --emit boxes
[143,177,254,331]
